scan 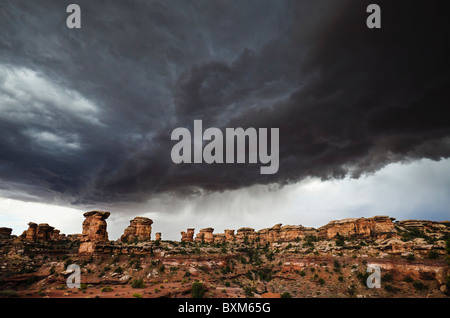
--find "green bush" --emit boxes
[382,272,394,283]
[243,286,254,298]
[114,266,123,274]
[427,250,439,260]
[335,233,345,246]
[280,292,292,298]
[132,293,142,298]
[300,270,306,277]
[384,284,400,293]
[404,276,414,283]
[413,281,428,291]
[130,278,146,289]
[101,286,113,292]
[0,290,18,298]
[191,281,205,298]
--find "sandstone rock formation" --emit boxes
[181,228,195,242]
[0,227,12,238]
[155,232,161,241]
[396,220,450,239]
[235,227,258,243]
[224,230,235,242]
[195,228,214,243]
[213,233,226,244]
[79,211,110,254]
[318,216,397,239]
[120,217,153,242]
[20,222,61,242]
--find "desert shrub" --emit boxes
[347,284,356,296]
[413,281,428,291]
[338,276,344,282]
[191,281,205,298]
[130,278,146,289]
[280,292,292,298]
[427,250,439,260]
[356,272,370,287]
[404,276,414,283]
[406,254,416,261]
[101,286,113,292]
[132,293,142,298]
[382,272,394,283]
[243,286,255,297]
[0,290,18,298]
[114,266,123,274]
[318,278,325,286]
[335,233,345,246]
[224,281,231,287]
[300,270,306,277]
[384,284,400,293]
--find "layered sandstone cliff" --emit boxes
[318,216,397,239]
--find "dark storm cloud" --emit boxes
[0,0,449,206]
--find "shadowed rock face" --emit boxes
[120,217,153,242]
[155,233,161,241]
[0,227,12,238]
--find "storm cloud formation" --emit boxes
[0,0,449,206]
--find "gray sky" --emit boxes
[0,1,449,240]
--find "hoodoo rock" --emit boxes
[181,228,195,242]
[195,228,214,243]
[120,217,153,242]
[20,222,61,242]
[78,211,110,254]
[21,222,38,241]
[155,232,161,241]
[81,211,110,242]
[0,227,12,238]
[318,216,397,239]
[36,224,55,241]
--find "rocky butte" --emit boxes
[120,217,153,242]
